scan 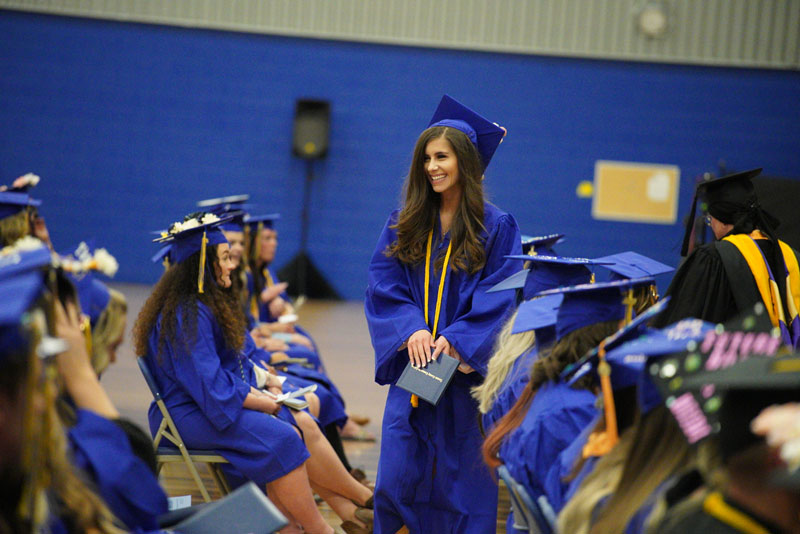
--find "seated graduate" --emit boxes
[557,312,714,534]
[133,212,373,534]
[483,278,657,532]
[654,168,800,348]
[475,254,604,433]
[204,197,367,480]
[0,238,167,534]
[58,241,126,377]
[653,355,800,534]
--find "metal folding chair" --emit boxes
[137,356,231,502]
[498,464,554,534]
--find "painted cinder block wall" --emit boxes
[1,11,799,299]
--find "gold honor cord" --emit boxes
[411,228,452,408]
[265,268,274,287]
[198,230,208,294]
[703,492,771,534]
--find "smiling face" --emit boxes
[424,136,461,196]
[214,243,235,288]
[223,230,244,269]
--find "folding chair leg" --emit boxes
[209,464,231,495]
[178,446,212,502]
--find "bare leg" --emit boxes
[305,392,320,419]
[267,464,334,534]
[293,411,373,505]
[267,489,303,534]
[312,484,366,528]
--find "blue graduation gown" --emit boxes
[499,381,597,532]
[245,335,348,428]
[481,346,538,433]
[365,203,522,534]
[542,414,600,515]
[68,408,168,531]
[146,302,310,486]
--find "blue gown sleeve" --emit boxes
[168,304,252,431]
[68,409,168,530]
[365,213,430,385]
[439,213,522,375]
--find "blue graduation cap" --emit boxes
[520,233,564,256]
[197,195,251,232]
[0,239,52,281]
[153,213,230,293]
[492,255,611,301]
[0,191,41,220]
[427,95,505,170]
[539,277,656,341]
[244,213,281,231]
[593,251,674,281]
[512,293,563,334]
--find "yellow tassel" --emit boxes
[198,230,208,294]
[80,316,92,359]
[411,394,419,407]
[623,288,636,325]
[255,221,263,262]
[582,341,619,457]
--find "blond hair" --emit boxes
[0,210,31,247]
[472,308,537,414]
[91,288,127,375]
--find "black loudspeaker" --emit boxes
[292,99,330,159]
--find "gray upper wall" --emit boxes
[2,0,799,69]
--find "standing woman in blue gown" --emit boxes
[365,96,523,534]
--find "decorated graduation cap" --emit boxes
[521,233,565,256]
[594,251,674,281]
[197,194,251,232]
[1,173,40,193]
[153,212,229,293]
[648,303,785,445]
[680,168,779,256]
[427,94,505,170]
[0,191,41,220]
[489,254,608,301]
[57,241,119,327]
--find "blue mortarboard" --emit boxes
[0,271,46,326]
[197,195,251,232]
[0,191,41,219]
[427,95,505,171]
[492,255,611,301]
[520,233,565,256]
[0,241,52,281]
[71,275,111,326]
[244,213,281,231]
[512,293,563,335]
[539,277,656,341]
[154,214,230,265]
[593,251,674,281]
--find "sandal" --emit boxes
[340,427,376,442]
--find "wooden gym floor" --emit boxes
[103,282,510,532]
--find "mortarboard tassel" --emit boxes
[254,221,264,264]
[582,341,619,457]
[198,230,208,294]
[623,288,636,325]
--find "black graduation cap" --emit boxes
[680,168,762,256]
[647,303,786,445]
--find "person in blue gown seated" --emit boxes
[557,315,716,534]
[0,238,168,534]
[134,212,373,534]
[365,95,522,534]
[482,278,657,533]
[476,254,605,434]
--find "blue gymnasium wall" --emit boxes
[2,11,799,299]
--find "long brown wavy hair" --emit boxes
[133,245,246,360]
[482,320,621,469]
[386,126,487,274]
